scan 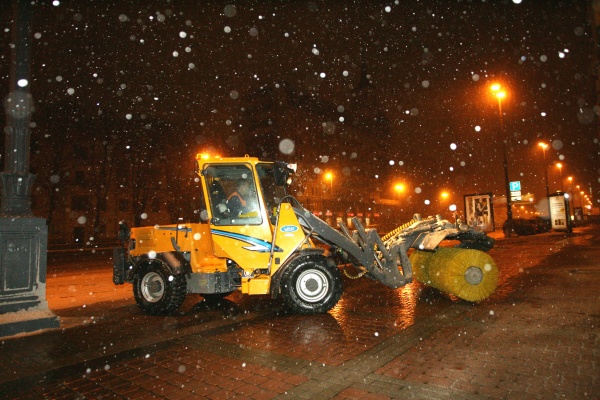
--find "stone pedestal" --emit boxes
[0,217,59,337]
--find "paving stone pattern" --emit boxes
[0,226,598,399]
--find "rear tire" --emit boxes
[280,255,342,314]
[133,261,187,315]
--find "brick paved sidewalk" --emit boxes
[1,225,598,399]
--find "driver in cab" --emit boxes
[227,179,258,218]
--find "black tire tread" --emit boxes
[280,254,342,314]
[133,261,187,315]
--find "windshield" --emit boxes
[204,164,262,226]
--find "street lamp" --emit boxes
[324,171,333,191]
[538,142,550,216]
[556,163,563,192]
[490,83,512,221]
[577,185,584,209]
[567,176,575,218]
[394,183,405,205]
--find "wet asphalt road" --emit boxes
[1,224,598,399]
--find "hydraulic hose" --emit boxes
[380,219,418,242]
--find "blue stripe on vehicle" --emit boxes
[211,229,283,253]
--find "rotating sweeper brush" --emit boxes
[377,215,498,302]
[410,248,498,302]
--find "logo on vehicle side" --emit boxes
[211,229,283,253]
[280,225,298,233]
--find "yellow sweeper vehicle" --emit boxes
[113,154,499,315]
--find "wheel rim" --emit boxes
[141,271,165,303]
[296,269,329,303]
[464,266,484,285]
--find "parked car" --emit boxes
[528,217,551,233]
[503,218,536,237]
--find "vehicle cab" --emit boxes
[195,154,304,293]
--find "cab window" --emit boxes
[203,164,262,226]
[256,163,287,215]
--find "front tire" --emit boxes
[133,261,187,315]
[280,255,342,314]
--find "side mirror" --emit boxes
[273,162,288,186]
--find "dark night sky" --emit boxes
[1,0,599,215]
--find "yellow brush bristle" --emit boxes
[409,250,434,285]
[410,248,498,302]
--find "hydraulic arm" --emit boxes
[294,206,495,293]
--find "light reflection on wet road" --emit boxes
[39,230,581,370]
[2,226,594,400]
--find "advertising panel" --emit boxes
[464,193,494,232]
[549,194,568,231]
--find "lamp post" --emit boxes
[556,163,564,192]
[490,83,512,221]
[538,142,551,216]
[324,171,333,192]
[0,0,59,337]
[567,177,574,217]
[394,183,405,206]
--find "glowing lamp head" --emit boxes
[196,152,220,160]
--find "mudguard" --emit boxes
[269,248,325,298]
[132,251,192,280]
